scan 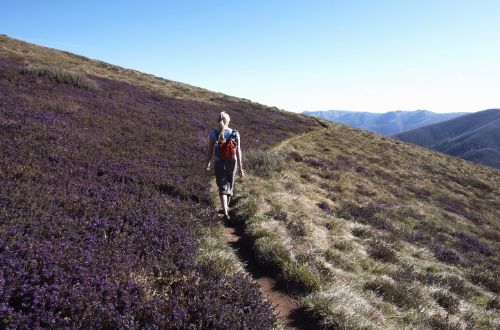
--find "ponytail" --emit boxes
[218,120,225,140]
[217,111,230,141]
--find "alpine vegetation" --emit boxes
[232,124,500,329]
[0,56,318,328]
[2,34,499,329]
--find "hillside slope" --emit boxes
[0,38,320,328]
[394,109,500,169]
[0,34,275,108]
[235,122,500,329]
[303,109,466,135]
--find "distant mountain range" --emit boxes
[302,109,466,135]
[394,109,500,169]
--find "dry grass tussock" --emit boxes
[232,126,500,329]
[303,284,391,330]
[23,63,98,90]
[197,225,245,276]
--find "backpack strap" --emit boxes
[230,129,239,148]
[213,128,220,142]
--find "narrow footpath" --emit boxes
[220,214,318,330]
[214,129,327,329]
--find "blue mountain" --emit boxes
[302,109,466,135]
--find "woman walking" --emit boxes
[205,111,244,221]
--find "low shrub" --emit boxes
[286,150,303,162]
[23,63,98,90]
[425,313,463,330]
[487,297,500,311]
[467,268,500,293]
[243,148,285,178]
[407,185,431,198]
[450,175,493,192]
[318,201,332,213]
[282,175,299,193]
[355,183,376,197]
[433,290,460,314]
[368,239,398,263]
[337,202,395,232]
[351,226,373,239]
[453,232,495,257]
[391,262,419,283]
[266,206,288,222]
[431,244,462,265]
[305,157,325,168]
[355,165,367,174]
[300,172,312,181]
[333,154,359,171]
[438,196,480,223]
[436,274,469,297]
[286,218,308,237]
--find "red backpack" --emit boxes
[216,129,238,160]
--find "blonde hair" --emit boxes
[217,111,230,140]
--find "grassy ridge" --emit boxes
[0,56,319,328]
[0,34,219,103]
[0,34,281,109]
[235,123,500,329]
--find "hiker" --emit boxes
[205,111,244,221]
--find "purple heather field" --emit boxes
[0,58,318,328]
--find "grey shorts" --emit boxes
[214,159,237,196]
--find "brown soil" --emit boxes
[222,218,319,329]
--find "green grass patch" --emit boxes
[282,262,321,293]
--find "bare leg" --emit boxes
[220,194,229,217]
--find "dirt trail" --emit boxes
[213,129,328,329]
[222,217,317,330]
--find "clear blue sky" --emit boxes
[2,0,499,113]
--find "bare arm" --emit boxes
[205,135,214,170]
[236,133,244,177]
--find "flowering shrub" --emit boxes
[305,158,325,168]
[431,244,462,265]
[0,58,318,328]
[317,201,332,213]
[453,232,495,257]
